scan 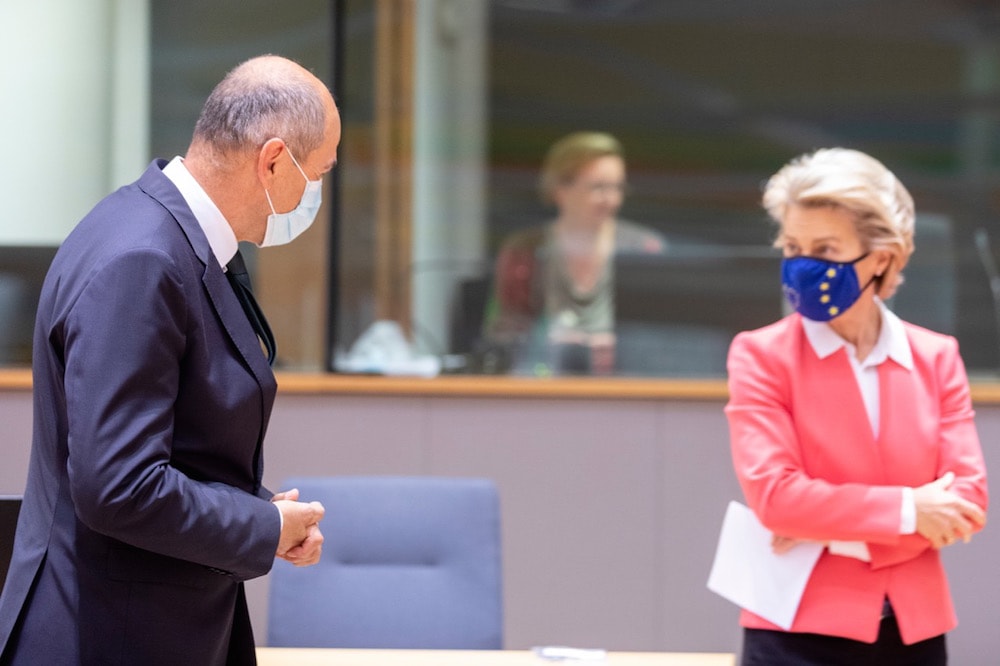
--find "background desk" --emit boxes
[256,648,736,666]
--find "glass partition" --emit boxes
[334,0,1000,379]
[4,1,1000,380]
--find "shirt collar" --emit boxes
[162,156,238,269]
[801,298,913,370]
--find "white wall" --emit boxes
[0,0,148,245]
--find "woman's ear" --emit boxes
[875,249,905,300]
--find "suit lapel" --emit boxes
[136,161,275,386]
[876,355,931,484]
[795,333,882,482]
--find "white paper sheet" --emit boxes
[706,500,824,630]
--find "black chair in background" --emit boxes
[0,496,22,595]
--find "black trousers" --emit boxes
[741,617,947,666]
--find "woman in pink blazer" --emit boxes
[726,148,988,665]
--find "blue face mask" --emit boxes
[781,253,871,321]
[260,148,322,247]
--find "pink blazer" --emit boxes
[725,314,988,645]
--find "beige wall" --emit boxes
[1,388,998,660]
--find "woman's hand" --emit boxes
[771,534,799,554]
[771,534,821,554]
[914,472,986,548]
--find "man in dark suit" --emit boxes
[0,55,336,665]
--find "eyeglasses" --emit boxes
[577,181,629,196]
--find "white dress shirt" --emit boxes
[162,156,238,269]
[801,300,917,561]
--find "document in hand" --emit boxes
[706,501,824,630]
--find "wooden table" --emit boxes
[256,648,736,666]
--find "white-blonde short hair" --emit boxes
[763,148,915,265]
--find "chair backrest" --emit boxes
[267,476,503,649]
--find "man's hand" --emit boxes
[271,488,298,503]
[273,488,325,566]
[914,472,986,549]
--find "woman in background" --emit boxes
[725,148,987,665]
[483,131,664,375]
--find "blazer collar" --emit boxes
[136,159,218,268]
[800,300,913,371]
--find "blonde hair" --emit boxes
[763,147,915,296]
[539,132,624,205]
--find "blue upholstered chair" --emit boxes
[267,476,503,649]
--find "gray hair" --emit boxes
[763,147,915,262]
[192,56,327,160]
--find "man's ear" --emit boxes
[256,138,286,188]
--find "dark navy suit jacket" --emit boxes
[0,161,280,664]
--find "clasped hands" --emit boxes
[771,472,986,554]
[272,488,325,567]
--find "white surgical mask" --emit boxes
[260,147,322,247]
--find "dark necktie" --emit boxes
[226,249,276,366]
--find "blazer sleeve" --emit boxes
[725,330,906,545]
[869,335,988,568]
[61,248,279,582]
[934,336,988,511]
